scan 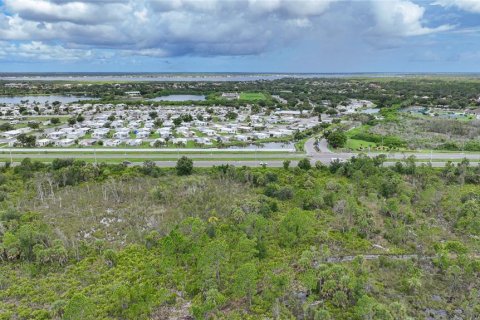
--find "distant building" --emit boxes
[125,91,141,97]
[4,83,29,89]
[271,95,287,104]
[222,93,239,100]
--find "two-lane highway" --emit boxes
[305,138,480,164]
[1,138,479,167]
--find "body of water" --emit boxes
[0,95,96,104]
[4,72,474,82]
[150,95,206,102]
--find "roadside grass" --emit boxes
[346,138,377,150]
[414,159,480,162]
[295,137,310,152]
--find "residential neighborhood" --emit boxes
[0,99,336,148]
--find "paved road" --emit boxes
[304,138,480,163]
[305,138,332,156]
[1,159,465,168]
[0,147,296,153]
[0,153,301,160]
[1,138,479,168]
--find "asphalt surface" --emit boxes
[305,138,480,163]
[1,138,479,167]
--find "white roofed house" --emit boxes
[238,126,253,133]
[129,121,141,129]
[135,130,150,139]
[163,120,174,127]
[47,131,66,140]
[36,138,52,147]
[66,131,86,139]
[143,121,154,129]
[79,139,96,147]
[250,115,262,123]
[92,128,110,139]
[217,135,230,143]
[235,134,248,142]
[56,138,75,147]
[200,128,216,136]
[157,128,172,138]
[220,127,237,134]
[172,138,187,145]
[266,116,279,124]
[279,129,294,136]
[176,126,189,134]
[103,139,122,147]
[87,120,107,129]
[125,91,141,97]
[221,92,239,100]
[268,130,286,138]
[194,120,207,127]
[113,131,129,139]
[279,116,297,124]
[126,139,143,146]
[194,137,212,145]
[2,129,25,139]
[110,120,124,128]
[253,132,269,140]
[60,127,76,135]
[275,110,302,117]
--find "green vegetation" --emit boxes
[325,130,348,149]
[239,92,267,101]
[343,125,405,151]
[345,138,377,150]
[176,156,193,175]
[0,156,478,319]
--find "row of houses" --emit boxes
[1,100,323,148]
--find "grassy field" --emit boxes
[239,92,267,100]
[345,138,377,150]
[344,125,375,150]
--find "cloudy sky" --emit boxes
[0,0,479,73]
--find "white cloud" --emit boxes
[0,41,94,61]
[0,0,455,62]
[248,0,335,16]
[371,0,453,36]
[3,0,130,25]
[433,0,480,13]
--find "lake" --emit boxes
[150,95,206,102]
[0,95,97,104]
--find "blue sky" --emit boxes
[0,0,479,73]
